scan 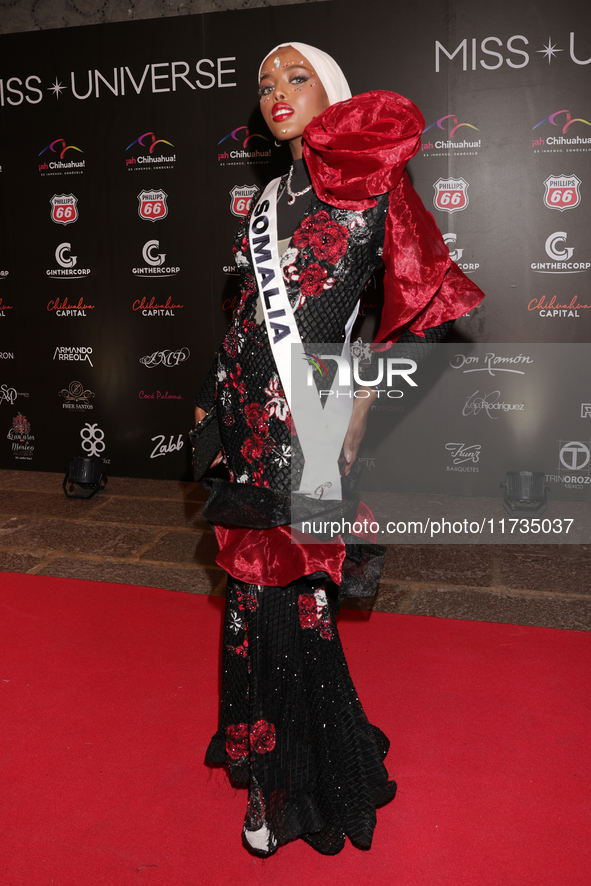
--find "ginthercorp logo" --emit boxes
[443,233,479,273]
[433,178,469,213]
[230,185,258,218]
[80,422,105,458]
[421,114,481,155]
[50,193,78,225]
[126,131,176,169]
[137,189,168,221]
[38,138,85,174]
[8,413,34,460]
[217,126,271,166]
[445,442,480,472]
[59,381,94,410]
[543,175,581,210]
[530,231,590,274]
[133,240,179,277]
[53,346,93,367]
[47,242,91,278]
[139,347,190,368]
[532,109,591,151]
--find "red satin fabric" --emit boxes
[303,90,485,342]
[213,502,378,587]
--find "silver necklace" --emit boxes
[286,164,311,205]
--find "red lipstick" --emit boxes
[272,103,294,122]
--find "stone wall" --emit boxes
[0,0,317,35]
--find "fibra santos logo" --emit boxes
[531,231,590,275]
[433,178,469,213]
[133,240,179,277]
[47,242,91,278]
[445,442,481,473]
[218,126,271,167]
[543,174,581,210]
[532,109,591,153]
[138,189,168,221]
[435,32,591,73]
[126,131,176,170]
[8,413,34,461]
[545,439,591,489]
[38,138,84,175]
[443,234,480,274]
[50,193,78,225]
[421,114,481,156]
[230,185,258,218]
[59,380,94,411]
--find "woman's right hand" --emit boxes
[194,406,224,468]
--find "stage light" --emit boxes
[63,456,108,500]
[500,471,549,516]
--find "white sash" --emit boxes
[250,179,356,501]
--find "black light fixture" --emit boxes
[500,471,549,515]
[63,456,108,499]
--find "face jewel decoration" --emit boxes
[274,57,281,68]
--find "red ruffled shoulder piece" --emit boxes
[303,91,485,342]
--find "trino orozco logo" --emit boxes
[50,193,78,225]
[546,439,591,489]
[217,126,271,166]
[139,347,190,368]
[59,381,94,410]
[126,131,176,169]
[53,346,93,367]
[433,178,469,213]
[532,110,591,150]
[132,240,179,276]
[421,114,481,154]
[38,138,85,174]
[230,185,258,218]
[543,175,581,211]
[137,189,168,221]
[443,234,480,273]
[530,231,590,274]
[7,413,34,460]
[47,242,91,278]
[445,442,480,472]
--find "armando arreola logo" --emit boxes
[50,193,78,225]
[53,346,93,367]
[133,240,179,276]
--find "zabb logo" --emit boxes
[137,189,168,221]
[530,232,590,274]
[433,178,469,213]
[230,185,257,218]
[543,175,581,211]
[133,240,179,276]
[50,193,78,225]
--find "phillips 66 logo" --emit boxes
[543,175,581,211]
[433,177,469,213]
[230,185,258,218]
[138,189,168,222]
[50,194,78,225]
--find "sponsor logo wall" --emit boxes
[0,0,589,487]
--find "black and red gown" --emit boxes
[197,91,484,855]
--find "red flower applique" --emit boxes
[244,402,269,437]
[250,719,276,754]
[299,263,327,299]
[226,723,249,760]
[293,211,349,264]
[298,593,319,629]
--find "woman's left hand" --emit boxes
[342,387,378,475]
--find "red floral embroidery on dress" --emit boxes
[292,211,349,264]
[223,328,239,358]
[298,590,334,639]
[250,719,276,754]
[241,434,273,464]
[226,723,249,760]
[237,588,258,611]
[299,262,328,298]
[244,402,269,438]
[298,594,318,629]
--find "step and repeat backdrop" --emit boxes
[0,0,590,500]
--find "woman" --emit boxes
[196,43,484,856]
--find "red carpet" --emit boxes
[0,573,589,886]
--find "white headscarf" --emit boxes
[258,42,352,107]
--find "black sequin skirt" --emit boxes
[205,575,396,855]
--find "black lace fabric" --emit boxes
[205,577,396,855]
